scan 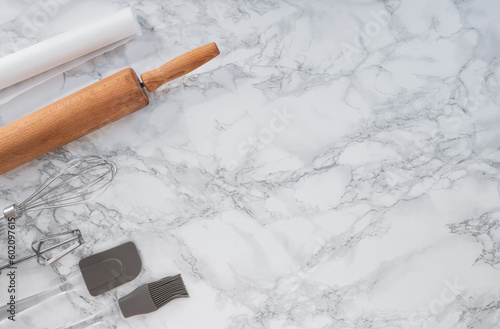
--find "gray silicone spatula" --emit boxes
[0,242,141,321]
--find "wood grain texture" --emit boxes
[141,42,220,92]
[0,68,148,175]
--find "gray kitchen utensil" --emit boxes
[0,155,117,236]
[79,241,141,296]
[0,241,141,321]
[0,229,84,273]
[59,274,189,329]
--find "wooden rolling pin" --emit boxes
[0,42,220,175]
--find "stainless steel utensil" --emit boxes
[0,155,117,235]
[0,229,84,273]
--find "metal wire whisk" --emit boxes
[0,155,117,232]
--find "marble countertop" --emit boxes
[1,0,500,328]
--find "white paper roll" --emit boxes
[0,7,141,104]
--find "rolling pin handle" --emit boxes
[140,42,220,92]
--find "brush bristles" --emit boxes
[148,274,189,309]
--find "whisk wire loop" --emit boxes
[1,155,117,227]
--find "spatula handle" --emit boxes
[0,277,78,320]
[57,303,121,329]
[140,42,220,92]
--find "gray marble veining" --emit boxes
[0,0,499,328]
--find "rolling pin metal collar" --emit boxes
[3,204,22,220]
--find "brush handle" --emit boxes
[141,42,220,92]
[0,274,84,320]
[57,303,121,329]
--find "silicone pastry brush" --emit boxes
[59,274,189,329]
[0,42,220,175]
[0,155,116,235]
[0,242,141,321]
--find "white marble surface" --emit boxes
[1,0,500,328]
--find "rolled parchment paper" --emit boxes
[0,7,141,104]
